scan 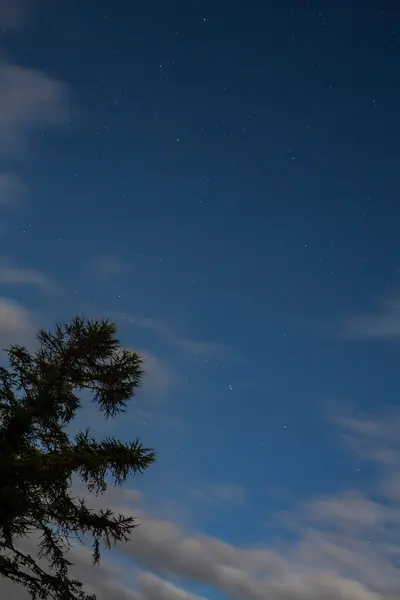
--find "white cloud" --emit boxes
[0,15,70,206]
[0,259,55,292]
[0,60,69,154]
[70,410,400,598]
[140,351,177,399]
[0,296,35,346]
[304,491,391,528]
[136,572,206,600]
[336,411,400,466]
[3,407,400,599]
[62,467,399,599]
[342,294,400,340]
[90,254,129,279]
[113,511,388,600]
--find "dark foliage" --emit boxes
[0,317,155,600]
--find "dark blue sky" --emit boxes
[1,2,400,599]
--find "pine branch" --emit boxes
[0,317,155,600]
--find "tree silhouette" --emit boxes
[0,317,155,600]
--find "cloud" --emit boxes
[191,483,247,508]
[90,254,129,279]
[0,539,141,600]
[0,0,29,30]
[0,259,55,292]
[304,491,390,528]
[0,60,70,154]
[0,173,24,206]
[0,537,203,600]
[336,411,400,467]
[0,4,71,217]
[114,509,387,600]
[70,409,400,598]
[0,297,35,346]
[210,483,246,505]
[136,572,206,600]
[126,316,226,359]
[0,57,70,224]
[128,350,181,433]
[342,294,400,340]
[3,408,400,599]
[140,351,178,399]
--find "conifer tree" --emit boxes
[0,317,155,600]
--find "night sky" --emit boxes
[1,1,400,599]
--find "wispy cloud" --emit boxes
[336,410,400,467]
[89,254,129,280]
[0,297,35,347]
[100,411,400,599]
[0,0,29,30]
[0,173,24,206]
[342,294,400,340]
[126,315,226,359]
[140,350,178,399]
[3,408,400,600]
[0,3,71,212]
[135,571,206,600]
[0,259,55,292]
[0,60,70,155]
[191,483,247,508]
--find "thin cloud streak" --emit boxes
[342,294,400,340]
[0,261,56,293]
[191,483,247,508]
[126,315,228,359]
[2,409,396,600]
